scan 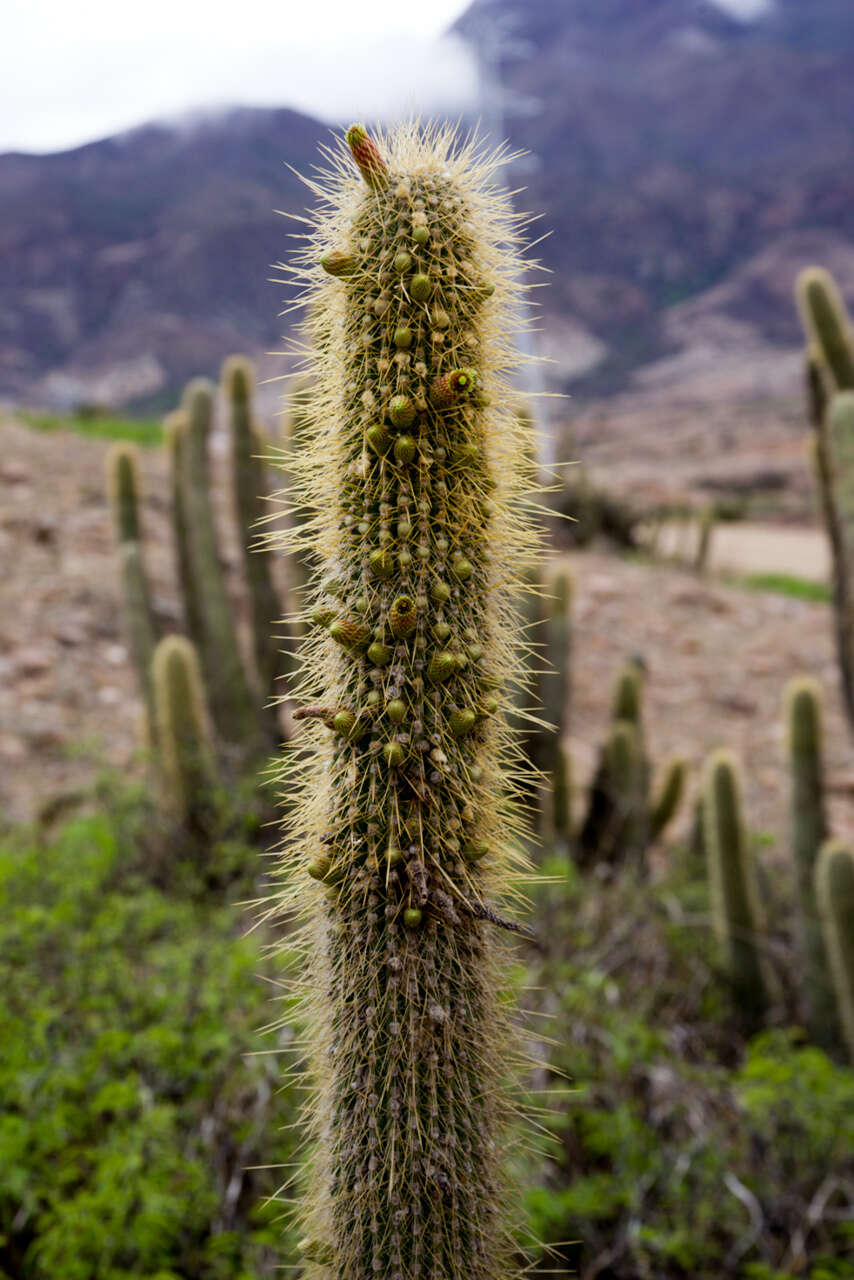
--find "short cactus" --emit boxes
[275,122,539,1280]
[796,267,854,392]
[702,750,771,1027]
[576,659,684,868]
[152,634,217,831]
[784,677,839,1048]
[815,839,854,1065]
[105,444,157,730]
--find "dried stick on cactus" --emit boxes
[105,444,157,730]
[272,121,540,1280]
[815,839,854,1065]
[702,750,771,1028]
[222,355,289,730]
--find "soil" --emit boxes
[2,412,852,854]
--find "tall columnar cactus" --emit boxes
[702,750,771,1027]
[815,840,854,1065]
[223,355,289,725]
[179,378,264,754]
[164,410,207,662]
[784,677,839,1048]
[152,634,217,831]
[276,122,538,1280]
[105,444,157,729]
[796,267,854,392]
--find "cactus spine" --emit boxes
[152,635,217,829]
[277,122,538,1280]
[815,840,854,1065]
[784,677,839,1048]
[105,444,157,729]
[702,750,770,1026]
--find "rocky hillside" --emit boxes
[3,0,854,409]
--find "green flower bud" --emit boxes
[387,699,406,723]
[369,549,394,579]
[308,856,332,881]
[389,396,416,429]
[394,435,416,464]
[393,251,413,273]
[367,641,393,666]
[384,741,406,767]
[330,618,371,651]
[449,709,477,738]
[333,710,359,739]
[410,274,432,302]
[389,595,417,639]
[463,840,489,863]
[412,225,429,246]
[428,651,457,684]
[403,907,423,928]
[452,557,472,581]
[431,580,451,603]
[394,326,413,349]
[367,424,390,455]
[321,250,355,278]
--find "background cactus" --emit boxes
[784,677,839,1049]
[275,121,539,1280]
[702,750,770,1027]
[152,634,217,833]
[796,267,854,392]
[223,354,289,737]
[105,444,158,732]
[576,658,685,869]
[815,839,854,1065]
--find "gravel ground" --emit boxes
[2,414,852,855]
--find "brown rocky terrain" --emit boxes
[3,412,852,854]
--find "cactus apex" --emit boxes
[221,353,254,403]
[345,122,389,189]
[430,368,479,410]
[785,675,824,757]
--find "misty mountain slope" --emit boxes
[0,108,323,407]
[2,0,854,408]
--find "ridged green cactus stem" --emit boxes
[815,840,854,1065]
[276,121,539,1280]
[106,442,144,544]
[222,355,289,731]
[796,267,854,391]
[612,658,643,728]
[152,635,217,831]
[649,757,687,843]
[540,569,572,746]
[164,411,207,662]
[179,378,263,754]
[784,677,838,1048]
[823,392,854,732]
[805,345,829,432]
[702,750,771,1027]
[105,444,157,729]
[552,743,572,846]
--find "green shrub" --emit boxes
[0,807,298,1279]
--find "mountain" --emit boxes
[2,0,854,410]
[0,108,323,410]
[453,0,854,394]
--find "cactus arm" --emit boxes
[815,840,854,1065]
[152,635,217,830]
[796,267,854,391]
[648,756,686,843]
[702,750,771,1027]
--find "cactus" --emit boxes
[275,122,538,1280]
[576,659,684,868]
[105,444,158,729]
[152,635,217,831]
[223,355,289,728]
[179,378,265,754]
[796,267,854,392]
[164,410,208,662]
[702,750,771,1027]
[784,677,840,1048]
[815,840,854,1065]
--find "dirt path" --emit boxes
[657,520,829,582]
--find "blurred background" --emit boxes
[2,2,854,1278]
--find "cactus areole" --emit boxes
[275,123,539,1278]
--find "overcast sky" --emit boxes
[3,0,769,154]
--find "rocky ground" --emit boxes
[2,412,852,854]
